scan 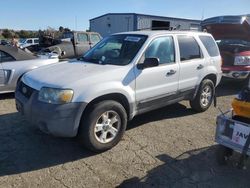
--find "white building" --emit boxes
[90,13,201,37]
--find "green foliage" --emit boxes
[16,30,38,38]
[0,27,72,40]
[2,29,14,38]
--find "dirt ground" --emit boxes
[0,79,250,188]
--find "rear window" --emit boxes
[199,36,220,57]
[77,33,88,42]
[178,36,203,61]
[90,34,101,44]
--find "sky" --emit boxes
[0,0,249,31]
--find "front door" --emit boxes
[135,36,179,111]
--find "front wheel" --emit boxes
[190,79,215,112]
[78,100,127,152]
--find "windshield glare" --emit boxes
[83,34,147,66]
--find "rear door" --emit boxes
[177,35,206,91]
[75,33,90,57]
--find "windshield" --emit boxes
[216,39,250,47]
[82,34,147,66]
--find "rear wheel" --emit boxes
[78,100,127,152]
[190,79,215,112]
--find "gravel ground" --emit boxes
[0,79,250,188]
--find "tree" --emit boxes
[64,27,71,32]
[59,26,64,32]
[2,29,13,38]
[18,30,30,38]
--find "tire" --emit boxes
[78,100,127,152]
[190,79,215,112]
[216,145,233,165]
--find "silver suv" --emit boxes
[15,31,222,152]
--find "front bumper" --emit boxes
[15,82,87,137]
[222,66,250,79]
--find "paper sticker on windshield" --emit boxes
[124,36,141,42]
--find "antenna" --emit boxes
[75,16,78,31]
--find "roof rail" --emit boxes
[137,27,201,32]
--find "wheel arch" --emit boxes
[81,93,132,121]
[192,73,217,100]
[202,74,217,86]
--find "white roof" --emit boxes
[113,30,211,37]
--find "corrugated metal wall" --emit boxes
[90,14,201,37]
[137,15,200,30]
[90,14,135,37]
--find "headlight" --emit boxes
[234,56,250,65]
[38,87,74,104]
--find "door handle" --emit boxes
[166,69,176,76]
[197,64,204,70]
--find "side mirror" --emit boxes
[137,58,159,70]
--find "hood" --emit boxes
[201,15,250,41]
[22,61,128,90]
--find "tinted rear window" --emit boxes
[199,35,220,57]
[178,36,203,61]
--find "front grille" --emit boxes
[18,81,35,99]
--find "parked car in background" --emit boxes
[42,31,102,59]
[0,39,10,46]
[0,45,59,94]
[16,31,222,152]
[202,15,250,81]
[19,38,39,49]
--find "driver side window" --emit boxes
[144,36,175,65]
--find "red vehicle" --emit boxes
[202,15,250,81]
